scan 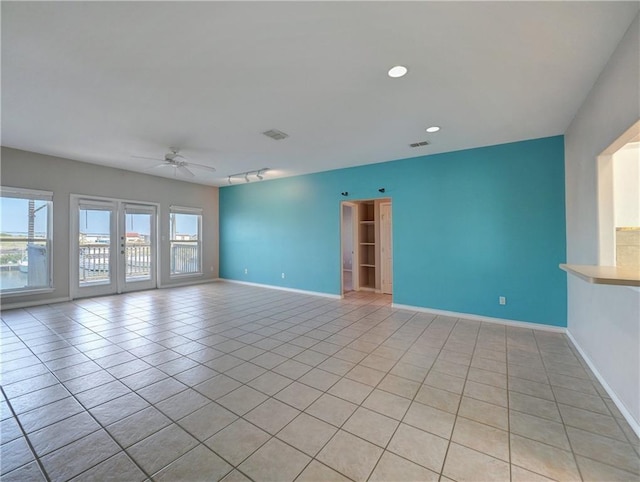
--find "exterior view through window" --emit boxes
[170,209,202,276]
[0,187,52,293]
[79,207,112,285]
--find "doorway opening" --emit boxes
[597,119,640,267]
[340,198,392,296]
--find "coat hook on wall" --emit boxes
[341,192,349,197]
[378,188,386,193]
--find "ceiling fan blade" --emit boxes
[132,155,164,161]
[177,165,195,178]
[185,161,216,172]
[143,162,173,173]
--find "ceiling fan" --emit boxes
[133,148,216,178]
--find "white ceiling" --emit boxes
[2,2,638,186]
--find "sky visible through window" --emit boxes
[2,198,199,236]
[171,213,199,238]
[0,198,48,235]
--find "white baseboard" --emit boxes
[391,303,567,333]
[221,279,341,300]
[158,278,220,289]
[566,330,640,438]
[0,296,71,311]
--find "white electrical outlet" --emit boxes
[244,268,248,274]
[499,296,506,305]
[281,272,285,279]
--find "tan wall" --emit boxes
[616,228,640,267]
[1,147,219,306]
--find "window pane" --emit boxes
[0,194,51,292]
[125,212,152,281]
[79,209,111,285]
[170,212,201,276]
[171,213,199,241]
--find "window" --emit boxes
[0,187,53,294]
[170,206,202,277]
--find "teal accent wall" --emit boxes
[220,136,567,326]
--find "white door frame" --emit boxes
[70,194,160,299]
[340,201,359,294]
[380,201,393,295]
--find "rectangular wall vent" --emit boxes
[263,129,289,140]
[409,141,430,148]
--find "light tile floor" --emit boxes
[1,282,638,481]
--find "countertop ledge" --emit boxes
[560,264,640,287]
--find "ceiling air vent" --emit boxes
[263,129,289,140]
[409,141,430,148]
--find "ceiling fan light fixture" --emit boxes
[134,148,216,179]
[388,65,408,78]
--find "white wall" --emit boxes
[613,144,640,227]
[564,14,640,431]
[1,147,219,306]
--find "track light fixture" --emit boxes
[227,168,270,184]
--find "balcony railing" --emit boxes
[171,243,199,275]
[79,244,110,282]
[126,245,152,279]
[79,243,152,283]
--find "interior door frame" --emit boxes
[379,201,393,294]
[340,201,359,295]
[340,197,393,296]
[70,194,160,299]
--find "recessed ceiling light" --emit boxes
[426,126,441,133]
[388,65,408,78]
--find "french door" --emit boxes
[71,197,157,298]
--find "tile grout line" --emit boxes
[282,308,434,481]
[260,308,432,481]
[202,294,402,482]
[131,292,396,481]
[434,317,482,481]
[328,312,436,481]
[533,329,583,481]
[0,385,51,482]
[505,325,513,482]
[2,318,156,481]
[363,313,467,480]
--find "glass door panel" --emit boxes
[122,204,156,291]
[79,208,112,286]
[74,199,118,298]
